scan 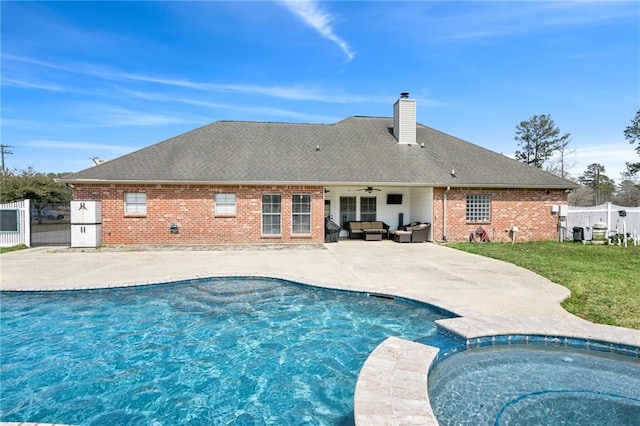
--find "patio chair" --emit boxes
[391,223,430,243]
[409,224,429,243]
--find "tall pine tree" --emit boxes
[515,114,571,169]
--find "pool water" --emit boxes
[0,278,449,425]
[428,345,640,426]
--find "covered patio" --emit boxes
[323,185,434,241]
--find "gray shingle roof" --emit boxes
[61,116,577,188]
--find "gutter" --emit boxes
[443,186,450,242]
[55,177,578,191]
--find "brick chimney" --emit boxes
[393,92,416,145]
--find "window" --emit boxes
[360,197,377,221]
[0,209,19,233]
[125,193,147,215]
[466,194,491,222]
[215,193,236,216]
[339,197,356,227]
[292,194,311,234]
[262,194,281,235]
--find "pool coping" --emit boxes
[354,337,440,425]
[354,328,640,426]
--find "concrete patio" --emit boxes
[0,240,573,319]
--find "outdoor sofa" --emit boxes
[390,222,430,243]
[345,221,390,240]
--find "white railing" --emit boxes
[0,199,30,247]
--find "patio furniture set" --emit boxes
[345,221,390,241]
[326,221,429,243]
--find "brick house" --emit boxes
[60,93,577,245]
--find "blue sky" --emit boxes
[2,1,639,181]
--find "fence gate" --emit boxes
[30,201,71,246]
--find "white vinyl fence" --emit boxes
[567,202,640,240]
[0,199,30,247]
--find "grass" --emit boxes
[0,244,28,254]
[448,241,640,330]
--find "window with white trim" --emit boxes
[292,194,311,234]
[360,197,377,221]
[125,193,147,215]
[262,194,281,235]
[215,193,236,216]
[466,194,491,222]
[0,209,19,233]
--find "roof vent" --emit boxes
[393,92,416,145]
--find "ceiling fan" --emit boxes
[357,186,381,193]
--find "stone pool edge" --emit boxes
[353,319,640,426]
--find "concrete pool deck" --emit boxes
[2,240,639,425]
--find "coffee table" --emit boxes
[363,228,385,241]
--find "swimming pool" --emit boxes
[0,277,450,425]
[428,345,640,425]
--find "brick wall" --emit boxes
[73,184,325,245]
[432,188,569,242]
[73,184,567,245]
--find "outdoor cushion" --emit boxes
[346,221,390,239]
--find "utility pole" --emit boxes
[0,144,14,172]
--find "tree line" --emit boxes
[514,110,640,206]
[0,167,73,210]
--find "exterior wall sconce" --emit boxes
[170,224,179,234]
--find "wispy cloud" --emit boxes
[116,87,341,122]
[575,143,634,161]
[279,0,355,61]
[572,143,638,179]
[2,78,68,92]
[23,140,134,152]
[432,1,637,42]
[1,77,109,97]
[4,53,377,103]
[0,112,42,128]
[118,77,379,103]
[83,106,207,127]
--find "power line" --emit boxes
[0,145,13,172]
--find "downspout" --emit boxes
[443,187,450,242]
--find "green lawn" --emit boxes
[0,244,28,254]
[448,241,640,330]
